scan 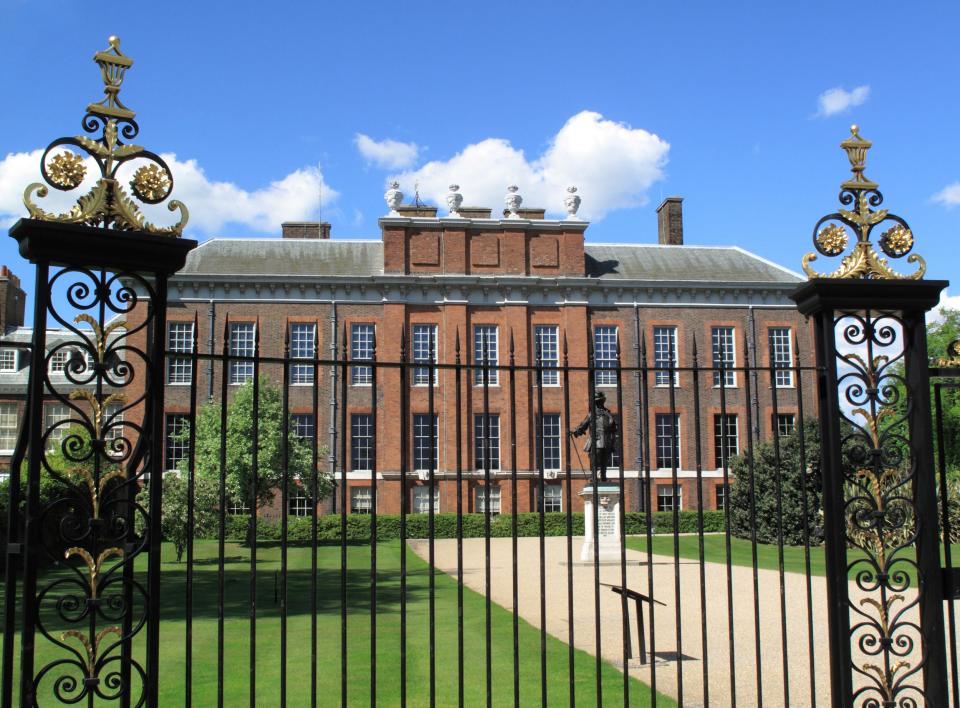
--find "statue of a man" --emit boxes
[570,391,618,483]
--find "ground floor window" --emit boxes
[657,484,682,512]
[289,491,314,517]
[412,485,440,514]
[350,486,373,514]
[775,413,797,438]
[716,483,728,510]
[227,499,250,515]
[475,484,501,515]
[543,483,562,512]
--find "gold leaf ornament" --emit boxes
[816,224,849,256]
[47,152,87,189]
[879,224,913,257]
[130,164,171,202]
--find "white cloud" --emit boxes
[933,290,960,323]
[355,134,419,170]
[932,182,960,208]
[0,149,338,235]
[391,111,669,221]
[815,85,870,117]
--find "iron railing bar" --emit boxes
[454,331,465,708]
[535,340,550,708]
[339,327,349,708]
[280,324,291,708]
[311,322,320,708]
[369,332,379,707]
[666,347,684,707]
[639,332,658,706]
[249,318,261,708]
[935,383,959,707]
[428,332,437,708]
[510,331,521,708]
[185,311,201,708]
[717,339,737,708]
[793,335,817,708]
[613,335,630,708]
[479,331,493,708]
[95,271,109,708]
[217,317,229,708]
[691,335,709,707]
[561,335,575,708]
[768,344,791,708]
[586,335,603,708]
[399,331,408,708]
[742,330,764,708]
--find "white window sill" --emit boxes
[168,381,193,386]
[351,382,373,387]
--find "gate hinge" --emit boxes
[942,567,960,600]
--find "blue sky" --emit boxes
[1,1,958,312]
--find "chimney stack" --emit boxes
[281,222,330,239]
[0,266,25,333]
[657,197,684,245]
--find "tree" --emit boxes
[928,308,960,472]
[728,418,823,546]
[137,473,219,562]
[191,381,330,510]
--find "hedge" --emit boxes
[213,510,725,543]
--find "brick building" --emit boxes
[121,192,814,519]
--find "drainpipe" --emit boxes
[206,299,215,400]
[748,304,760,442]
[328,301,338,513]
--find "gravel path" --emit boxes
[409,536,956,707]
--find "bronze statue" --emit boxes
[570,391,618,483]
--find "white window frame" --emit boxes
[0,349,16,372]
[351,486,373,514]
[351,413,374,472]
[653,326,679,387]
[593,325,618,386]
[534,325,559,386]
[290,323,316,385]
[543,483,563,513]
[48,348,70,374]
[104,403,124,442]
[44,403,70,449]
[0,403,17,453]
[350,323,375,385]
[412,485,440,514]
[473,325,499,386]
[714,413,739,468]
[540,413,562,472]
[655,413,681,469]
[165,414,190,473]
[227,499,250,515]
[476,485,501,515]
[228,322,255,385]
[292,413,315,441]
[412,414,439,472]
[775,413,797,438]
[166,322,194,385]
[288,490,314,517]
[412,324,439,386]
[473,413,500,471]
[769,327,794,388]
[711,326,737,388]
[657,484,683,512]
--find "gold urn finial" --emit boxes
[801,126,924,280]
[21,36,188,236]
[840,124,878,190]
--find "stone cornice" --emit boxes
[378,216,589,232]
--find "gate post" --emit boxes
[791,126,949,707]
[3,37,195,706]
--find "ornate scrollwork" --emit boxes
[21,36,188,236]
[802,126,925,280]
[836,311,926,705]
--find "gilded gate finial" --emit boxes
[22,36,188,236]
[802,126,924,280]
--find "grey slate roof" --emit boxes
[178,239,384,277]
[174,238,802,285]
[584,244,803,283]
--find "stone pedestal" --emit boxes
[579,484,622,562]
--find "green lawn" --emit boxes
[625,533,960,585]
[6,540,674,707]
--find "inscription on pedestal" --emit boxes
[598,506,616,537]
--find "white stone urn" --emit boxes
[564,186,582,220]
[505,185,522,219]
[445,184,463,217]
[384,181,403,216]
